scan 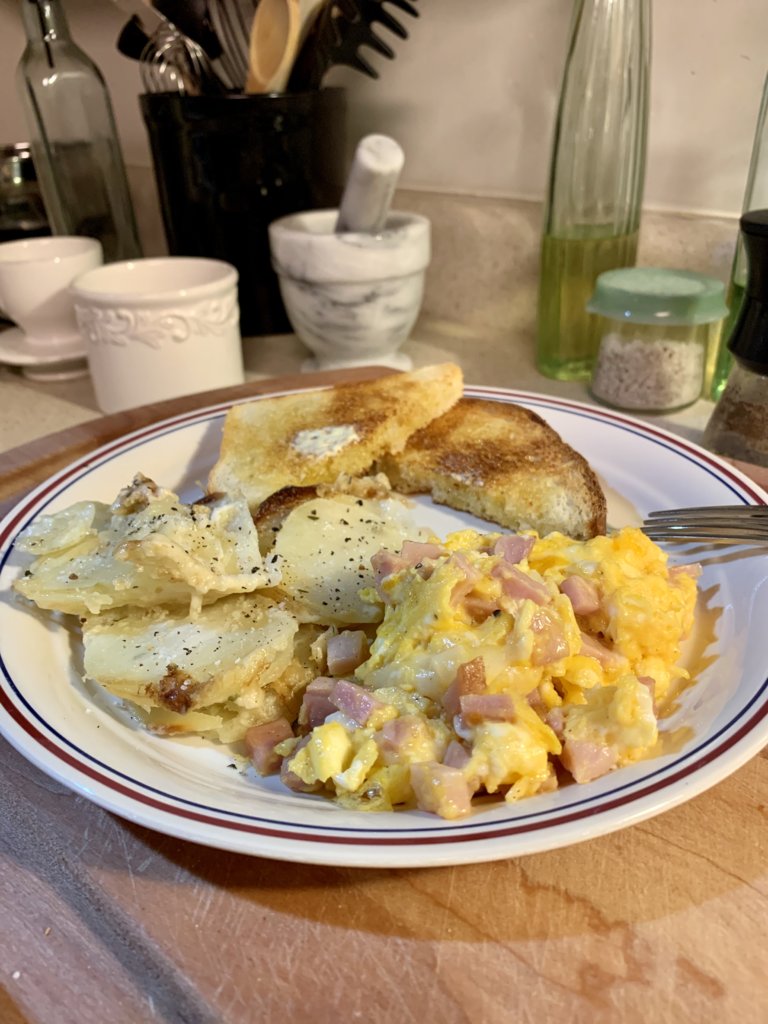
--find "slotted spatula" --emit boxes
[287,0,419,92]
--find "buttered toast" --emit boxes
[377,398,607,540]
[208,363,463,509]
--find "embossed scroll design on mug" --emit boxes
[75,294,239,349]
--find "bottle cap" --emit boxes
[587,267,728,326]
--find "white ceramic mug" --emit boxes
[71,257,245,414]
[0,235,103,347]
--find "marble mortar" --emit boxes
[268,208,431,371]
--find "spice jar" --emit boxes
[587,267,728,412]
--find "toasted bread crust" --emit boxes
[208,363,463,508]
[377,398,607,540]
[252,485,319,550]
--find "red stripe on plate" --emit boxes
[3,664,767,847]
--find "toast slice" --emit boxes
[377,397,607,540]
[208,363,463,509]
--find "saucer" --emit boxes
[0,326,89,381]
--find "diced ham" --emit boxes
[371,549,411,587]
[530,607,569,666]
[410,761,472,819]
[579,632,626,670]
[492,562,550,605]
[450,551,483,582]
[527,686,547,715]
[442,739,472,770]
[326,630,370,676]
[245,718,294,776]
[442,657,486,718]
[460,692,517,723]
[329,678,382,726]
[399,540,445,565]
[375,715,428,764]
[546,706,565,740]
[370,540,446,590]
[560,575,601,615]
[280,736,321,793]
[560,738,618,784]
[449,552,485,609]
[493,534,535,564]
[298,676,337,730]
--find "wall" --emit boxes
[0,0,765,217]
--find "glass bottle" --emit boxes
[536,0,651,381]
[707,71,768,401]
[703,210,768,467]
[16,0,141,263]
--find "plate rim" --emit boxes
[2,384,768,867]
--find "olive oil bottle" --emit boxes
[536,0,650,381]
[537,226,639,380]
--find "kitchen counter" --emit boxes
[0,313,717,451]
[1,319,767,1024]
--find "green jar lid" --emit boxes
[587,267,729,325]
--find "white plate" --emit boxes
[1,385,768,868]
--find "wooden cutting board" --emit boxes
[0,366,393,517]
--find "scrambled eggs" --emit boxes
[280,526,697,818]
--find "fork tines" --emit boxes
[641,504,768,543]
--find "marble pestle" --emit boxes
[335,134,405,235]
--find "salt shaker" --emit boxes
[704,210,768,467]
[587,267,727,412]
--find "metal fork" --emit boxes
[642,505,768,543]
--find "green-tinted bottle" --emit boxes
[536,0,650,381]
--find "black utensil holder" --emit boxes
[140,88,347,336]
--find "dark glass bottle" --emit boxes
[707,72,768,401]
[703,210,768,467]
[16,0,141,262]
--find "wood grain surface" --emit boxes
[2,370,767,1024]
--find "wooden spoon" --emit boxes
[245,0,325,93]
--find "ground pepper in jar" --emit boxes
[587,268,727,412]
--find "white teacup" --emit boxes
[71,257,245,413]
[0,236,103,348]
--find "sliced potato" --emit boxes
[14,474,279,615]
[269,493,426,625]
[82,593,297,714]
